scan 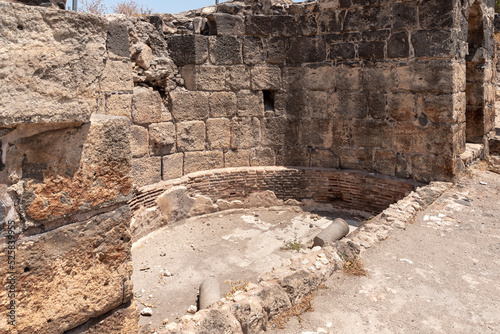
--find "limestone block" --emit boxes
[0,206,133,334]
[368,92,387,119]
[280,270,321,305]
[225,150,250,167]
[101,60,134,92]
[207,118,230,150]
[210,92,237,118]
[394,124,453,156]
[184,151,224,174]
[207,13,245,35]
[170,91,210,122]
[130,125,148,158]
[167,35,208,65]
[131,156,161,188]
[261,117,298,147]
[274,91,307,118]
[351,119,393,150]
[276,147,310,167]
[362,63,397,92]
[257,285,292,318]
[303,63,335,90]
[310,149,339,168]
[209,36,242,65]
[177,121,206,152]
[266,37,286,64]
[132,87,162,124]
[107,22,130,59]
[136,44,153,70]
[237,90,264,117]
[298,119,333,149]
[398,61,457,93]
[0,3,107,126]
[328,92,368,119]
[245,15,272,35]
[387,93,416,122]
[339,148,374,171]
[307,90,328,118]
[250,147,275,166]
[156,186,194,222]
[197,66,227,91]
[105,93,132,118]
[282,66,304,92]
[12,115,132,226]
[190,195,218,217]
[243,36,266,64]
[162,153,184,180]
[251,65,282,90]
[231,117,261,149]
[149,122,176,155]
[374,150,397,176]
[226,65,251,91]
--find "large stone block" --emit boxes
[209,36,242,65]
[335,64,361,91]
[392,2,417,31]
[130,125,148,158]
[362,63,397,92]
[387,92,416,122]
[162,153,184,180]
[310,149,339,168]
[131,156,161,188]
[317,10,342,33]
[271,15,297,37]
[266,37,287,64]
[209,92,237,118]
[106,93,132,118]
[328,92,368,119]
[275,91,307,118]
[243,36,266,65]
[167,35,208,66]
[303,63,335,90]
[367,91,387,119]
[328,42,356,60]
[374,149,396,176]
[307,90,329,118]
[132,87,162,125]
[207,118,230,150]
[250,147,275,166]
[394,123,453,156]
[196,66,228,91]
[245,15,272,35]
[177,121,206,152]
[0,205,133,334]
[184,151,224,174]
[226,65,251,91]
[344,6,391,31]
[261,117,298,147]
[170,91,210,121]
[339,148,374,172]
[351,119,393,150]
[251,65,282,91]
[101,60,134,92]
[388,31,410,58]
[107,22,130,59]
[282,66,304,92]
[231,117,261,149]
[149,122,176,155]
[298,119,333,149]
[237,90,264,117]
[418,0,457,29]
[398,61,459,93]
[287,36,327,63]
[225,150,250,167]
[411,30,456,58]
[276,147,310,167]
[358,41,385,59]
[207,13,244,36]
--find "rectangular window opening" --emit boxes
[263,90,275,112]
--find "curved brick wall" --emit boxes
[130,166,422,215]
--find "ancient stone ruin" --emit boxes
[0,0,498,333]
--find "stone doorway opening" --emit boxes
[466,1,487,144]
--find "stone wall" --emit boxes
[0,3,137,333]
[125,0,496,186]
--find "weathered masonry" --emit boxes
[0,0,496,333]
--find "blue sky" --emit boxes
[73,0,302,15]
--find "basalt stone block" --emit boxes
[266,37,286,64]
[226,65,251,90]
[130,125,148,158]
[412,30,457,58]
[274,91,307,118]
[167,35,208,66]
[362,30,390,42]
[162,153,184,180]
[362,63,397,92]
[407,154,452,182]
[231,117,261,149]
[329,43,356,60]
[344,6,391,32]
[303,63,335,90]
[393,2,417,31]
[374,149,396,176]
[358,41,385,59]
[271,15,297,37]
[317,10,342,33]
[207,118,230,150]
[276,147,310,167]
[132,87,162,124]
[132,156,161,187]
[261,117,298,147]
[107,22,130,59]
[336,64,361,91]
[424,93,465,123]
[184,151,224,174]
[339,148,374,172]
[244,36,266,64]
[419,0,457,29]
[307,90,329,118]
[210,92,237,118]
[310,149,340,168]
[225,150,250,167]
[367,91,387,119]
[176,121,206,152]
[237,90,264,117]
[297,14,319,36]
[170,91,210,122]
[149,122,176,156]
[298,119,333,149]
[387,92,416,122]
[207,13,244,36]
[0,205,133,334]
[282,66,304,92]
[388,31,410,58]
[351,119,393,150]
[209,36,242,65]
[328,92,368,119]
[398,61,458,93]
[287,36,327,63]
[250,147,275,166]
[251,65,282,90]
[245,15,272,35]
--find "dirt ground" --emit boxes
[132,207,367,332]
[268,165,500,334]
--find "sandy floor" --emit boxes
[267,165,500,334]
[132,208,367,332]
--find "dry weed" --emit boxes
[340,252,366,277]
[270,293,315,329]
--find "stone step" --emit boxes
[489,135,500,154]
